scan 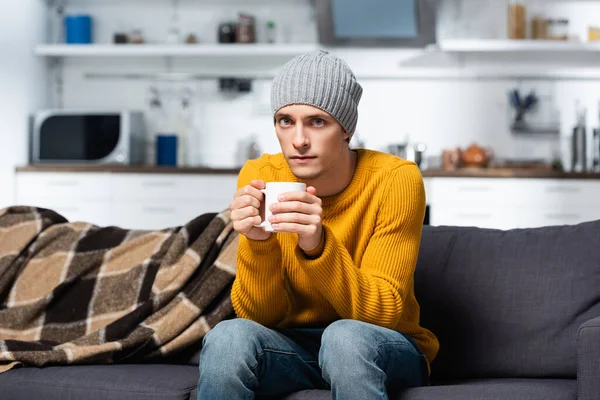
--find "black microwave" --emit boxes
[30,110,146,165]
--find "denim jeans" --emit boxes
[197,318,428,400]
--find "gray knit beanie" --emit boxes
[271,50,363,137]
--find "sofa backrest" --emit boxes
[414,221,600,382]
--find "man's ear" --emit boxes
[343,131,350,143]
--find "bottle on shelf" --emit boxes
[508,0,527,40]
[571,101,587,172]
[593,101,600,172]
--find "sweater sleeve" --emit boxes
[295,165,425,329]
[230,160,289,327]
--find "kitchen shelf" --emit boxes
[34,43,318,58]
[438,39,600,53]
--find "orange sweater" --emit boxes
[231,149,439,366]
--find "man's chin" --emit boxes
[289,166,321,181]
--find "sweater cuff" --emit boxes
[244,233,279,255]
[299,226,327,260]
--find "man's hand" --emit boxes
[269,186,323,253]
[229,180,271,241]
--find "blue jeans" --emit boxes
[197,318,428,400]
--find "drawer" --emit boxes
[111,200,228,231]
[111,174,238,201]
[16,173,111,200]
[515,180,600,207]
[423,178,432,204]
[430,205,518,230]
[427,178,516,206]
[14,198,111,227]
[516,207,600,228]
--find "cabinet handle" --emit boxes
[47,181,80,187]
[544,186,581,193]
[456,213,492,219]
[142,181,176,187]
[143,207,176,214]
[544,213,579,219]
[456,186,491,192]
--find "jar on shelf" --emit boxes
[531,16,548,40]
[236,13,256,44]
[508,0,526,39]
[265,20,277,44]
[548,19,569,41]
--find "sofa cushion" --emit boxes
[279,379,575,400]
[0,364,198,400]
[414,221,600,381]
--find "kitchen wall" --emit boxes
[54,0,600,167]
[2,0,600,207]
[0,0,46,209]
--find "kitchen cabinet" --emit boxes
[16,172,600,231]
[426,177,600,229]
[15,172,238,230]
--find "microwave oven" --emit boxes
[30,109,145,165]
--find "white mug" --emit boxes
[254,182,307,232]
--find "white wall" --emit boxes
[51,0,600,169]
[0,0,46,208]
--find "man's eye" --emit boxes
[313,118,325,126]
[279,118,291,126]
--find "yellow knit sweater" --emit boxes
[231,149,439,366]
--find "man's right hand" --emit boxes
[230,180,271,241]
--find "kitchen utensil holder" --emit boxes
[508,89,560,135]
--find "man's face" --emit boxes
[274,104,349,181]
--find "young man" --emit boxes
[197,50,439,400]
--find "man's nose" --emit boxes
[292,125,309,148]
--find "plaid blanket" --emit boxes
[0,206,238,373]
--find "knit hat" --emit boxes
[270,50,363,137]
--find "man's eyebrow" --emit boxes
[306,114,330,119]
[274,112,331,120]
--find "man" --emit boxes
[197,50,439,400]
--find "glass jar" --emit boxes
[236,13,256,44]
[548,19,569,40]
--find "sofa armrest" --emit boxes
[578,315,600,400]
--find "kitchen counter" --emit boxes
[15,165,241,175]
[421,168,600,179]
[15,165,600,179]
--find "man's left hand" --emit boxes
[268,186,323,253]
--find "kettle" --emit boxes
[387,142,427,168]
[461,144,493,168]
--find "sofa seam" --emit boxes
[0,379,196,395]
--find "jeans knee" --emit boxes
[319,320,373,367]
[200,319,263,373]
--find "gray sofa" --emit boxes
[1,221,599,400]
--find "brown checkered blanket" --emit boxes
[0,206,238,373]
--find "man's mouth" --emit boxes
[290,155,317,164]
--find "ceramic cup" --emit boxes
[254,182,307,232]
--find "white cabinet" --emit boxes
[426,178,600,230]
[16,172,111,200]
[15,172,112,227]
[109,174,236,229]
[15,172,238,230]
[430,205,519,230]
